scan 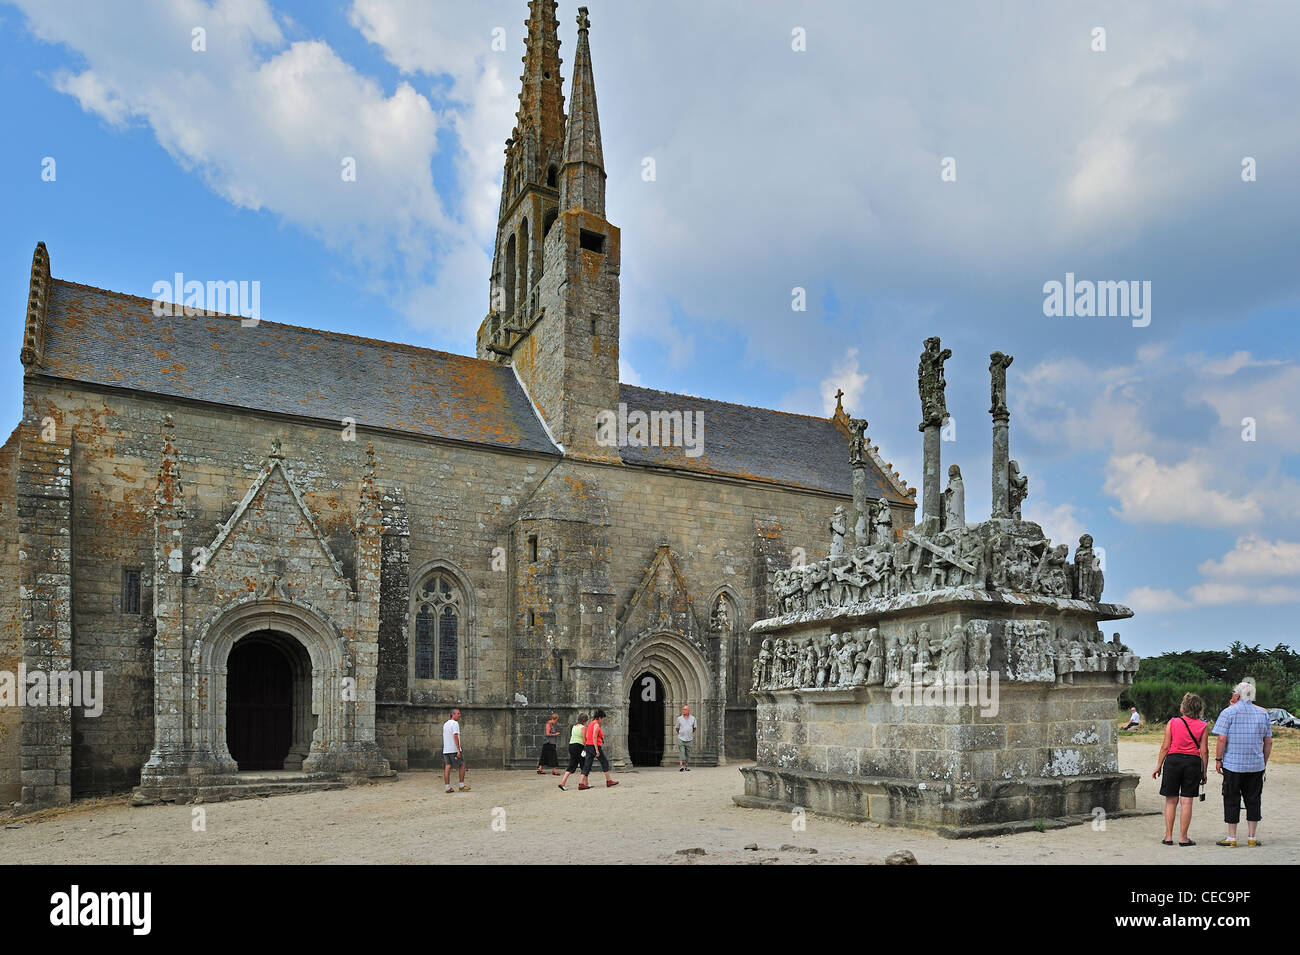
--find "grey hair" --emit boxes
[1233,681,1256,702]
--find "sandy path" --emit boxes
[3,742,1294,864]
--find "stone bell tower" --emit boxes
[478,4,621,463]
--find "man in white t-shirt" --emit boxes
[674,704,698,772]
[1122,707,1142,732]
[442,707,470,793]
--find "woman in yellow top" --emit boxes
[557,713,587,791]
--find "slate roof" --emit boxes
[37,280,559,454]
[33,278,910,499]
[617,385,906,500]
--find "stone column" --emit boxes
[142,417,188,785]
[989,352,1014,519]
[922,424,942,528]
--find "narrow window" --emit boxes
[529,609,536,628]
[546,164,558,188]
[415,606,434,679]
[529,534,539,562]
[414,571,463,681]
[579,229,605,253]
[591,318,597,335]
[122,569,141,614]
[438,606,458,680]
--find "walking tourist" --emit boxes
[537,712,562,775]
[443,707,470,793]
[579,709,619,790]
[557,713,587,791]
[675,704,697,771]
[1213,683,1273,847]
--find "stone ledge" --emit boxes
[737,764,1142,836]
[752,587,1134,634]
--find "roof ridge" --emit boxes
[619,382,837,426]
[50,277,497,369]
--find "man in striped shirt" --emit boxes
[1212,682,1273,847]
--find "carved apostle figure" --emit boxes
[884,634,903,687]
[1008,460,1029,519]
[1073,533,1104,602]
[940,624,967,682]
[826,632,842,686]
[916,622,936,684]
[815,637,831,688]
[899,630,918,685]
[871,497,894,547]
[757,639,772,687]
[837,634,859,687]
[866,628,885,685]
[918,336,954,431]
[989,351,1014,417]
[798,639,817,687]
[852,643,870,686]
[942,464,966,531]
[830,506,847,558]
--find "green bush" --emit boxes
[1129,681,1234,725]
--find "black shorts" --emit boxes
[566,743,584,774]
[443,752,463,767]
[1159,754,1202,798]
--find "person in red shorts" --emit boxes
[578,708,619,790]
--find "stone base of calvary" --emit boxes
[734,342,1147,837]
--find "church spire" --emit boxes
[560,6,605,215]
[504,0,566,207]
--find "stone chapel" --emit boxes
[0,1,914,807]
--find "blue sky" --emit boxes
[2,0,1299,657]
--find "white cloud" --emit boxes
[1186,581,1300,606]
[820,347,868,416]
[1197,534,1300,579]
[619,358,643,386]
[1025,501,1085,548]
[1121,586,1189,613]
[1102,452,1262,527]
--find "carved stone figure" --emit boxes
[1073,533,1104,602]
[918,336,953,430]
[871,497,894,546]
[826,633,842,686]
[852,643,869,686]
[798,639,816,687]
[884,634,902,687]
[757,639,772,688]
[849,417,869,467]
[916,623,934,683]
[710,595,731,634]
[837,633,859,687]
[989,351,1013,417]
[751,655,762,691]
[1033,543,1072,597]
[1008,459,1029,519]
[966,620,991,672]
[830,505,847,558]
[865,628,885,685]
[815,637,831,688]
[942,464,966,531]
[957,528,988,589]
[899,631,917,685]
[940,624,967,681]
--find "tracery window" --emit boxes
[414,572,463,680]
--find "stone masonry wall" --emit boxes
[9,376,912,793]
[0,428,21,802]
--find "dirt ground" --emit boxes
[3,741,1295,864]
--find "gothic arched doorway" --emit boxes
[619,631,721,767]
[225,630,314,771]
[627,672,665,766]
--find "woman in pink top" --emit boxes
[1152,692,1209,846]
